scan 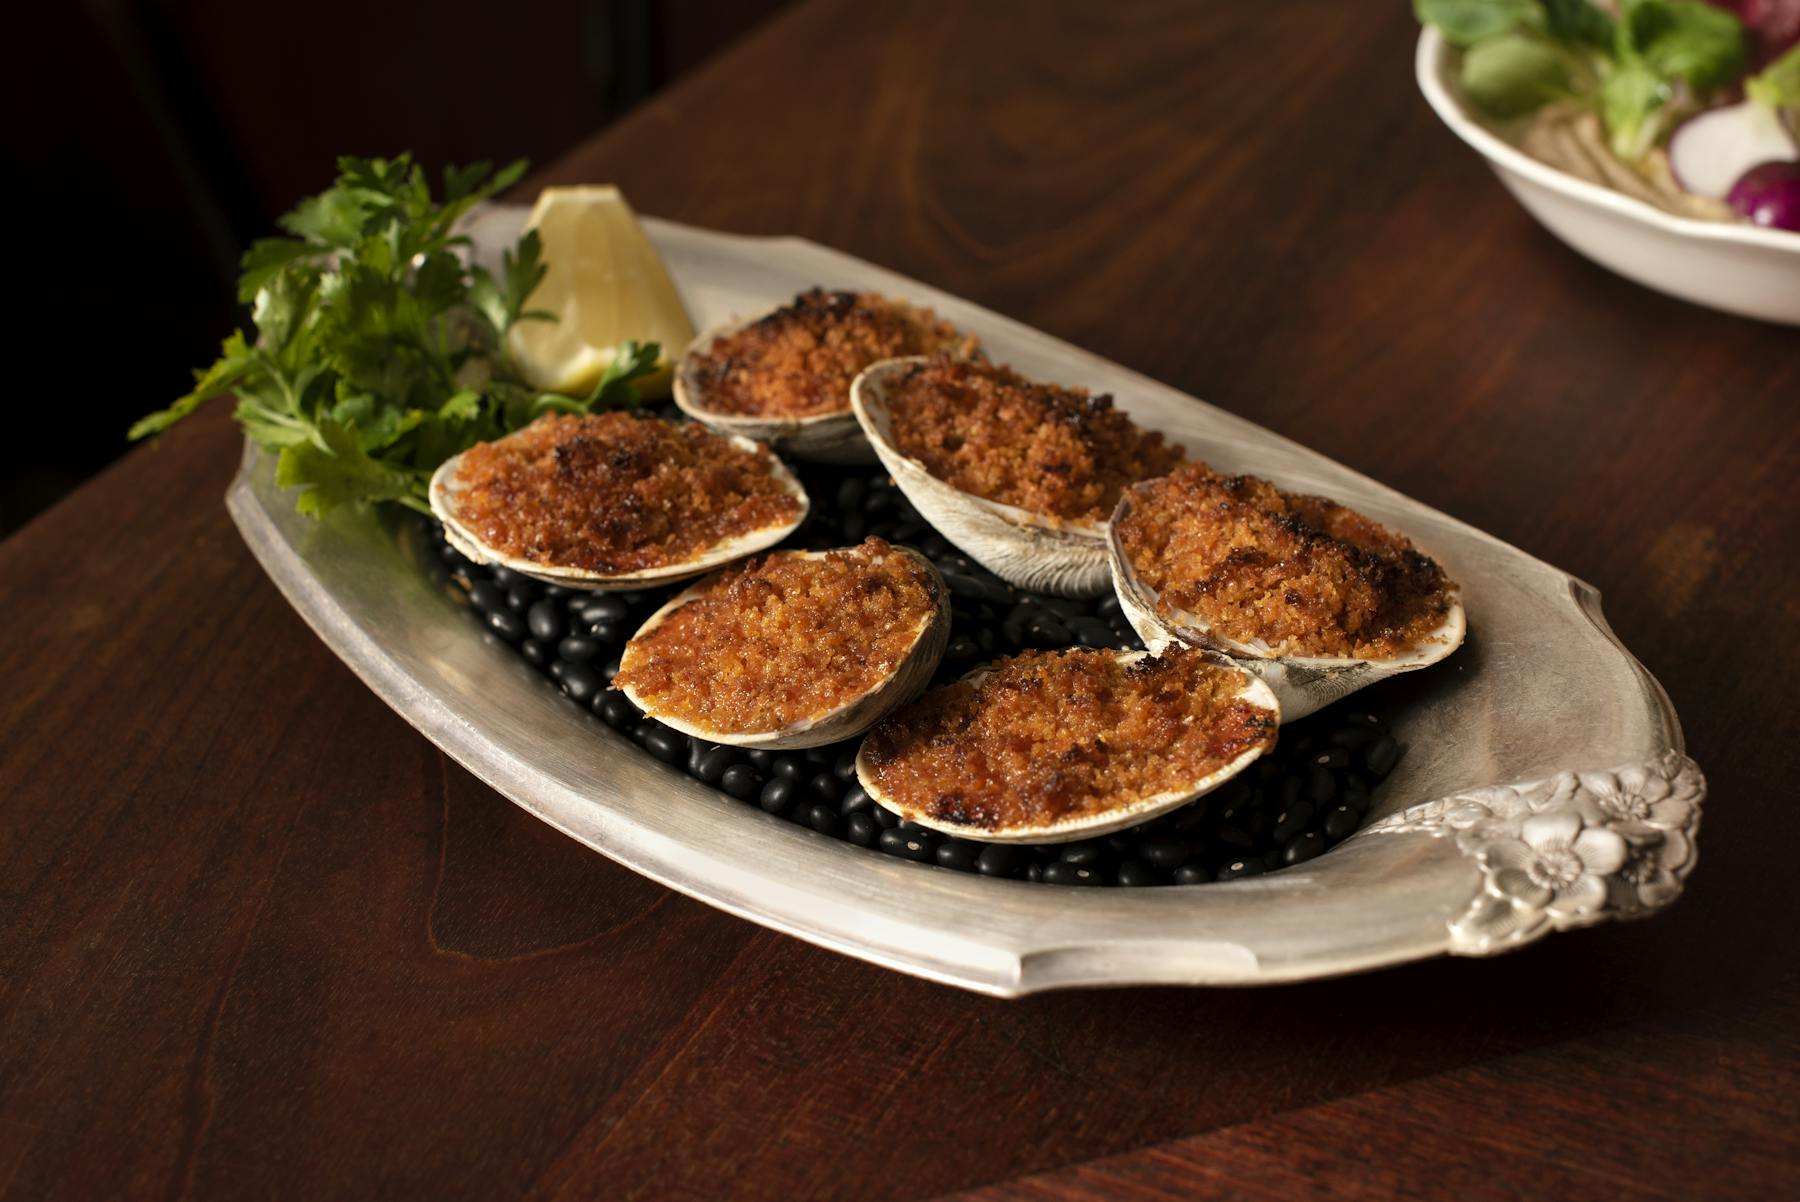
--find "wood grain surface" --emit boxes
[4,2,1798,1199]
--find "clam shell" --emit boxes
[428,426,809,592]
[856,649,1279,844]
[1106,489,1467,721]
[851,357,1110,597]
[617,546,951,749]
[673,311,874,464]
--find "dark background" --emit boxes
[1,0,789,536]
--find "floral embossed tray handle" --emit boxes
[1360,751,1703,954]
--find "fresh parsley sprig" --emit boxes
[131,153,659,516]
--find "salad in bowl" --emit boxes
[1416,0,1800,322]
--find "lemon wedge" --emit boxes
[506,185,695,397]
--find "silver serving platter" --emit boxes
[227,214,1703,995]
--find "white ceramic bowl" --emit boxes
[1416,27,1800,325]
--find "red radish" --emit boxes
[1668,98,1800,197]
[1727,160,1800,228]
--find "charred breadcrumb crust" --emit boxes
[1117,464,1453,659]
[862,647,1276,831]
[451,412,802,573]
[690,289,976,418]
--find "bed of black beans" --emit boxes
[426,461,1402,887]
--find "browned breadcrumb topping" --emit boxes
[615,539,941,734]
[883,357,1184,522]
[690,288,977,418]
[1115,464,1454,659]
[448,412,802,574]
[860,647,1275,832]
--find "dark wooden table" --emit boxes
[5,2,1797,1198]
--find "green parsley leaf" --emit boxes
[129,153,652,518]
[1414,0,1538,46]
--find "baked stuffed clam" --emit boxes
[429,411,808,591]
[851,356,1184,598]
[856,645,1279,843]
[614,538,950,749]
[674,288,978,463]
[1108,464,1466,720]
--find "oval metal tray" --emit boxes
[226,214,1702,995]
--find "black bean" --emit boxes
[559,661,601,703]
[1312,747,1352,771]
[891,520,926,542]
[839,785,872,815]
[745,749,774,770]
[526,600,565,642]
[772,755,807,782]
[975,628,996,654]
[1059,841,1106,866]
[588,620,622,645]
[1115,859,1160,887]
[548,660,567,682]
[946,637,979,661]
[521,638,550,667]
[1282,830,1325,866]
[1042,861,1104,886]
[628,721,653,744]
[1025,616,1070,648]
[1346,711,1386,730]
[1324,803,1361,841]
[835,477,867,514]
[1136,836,1189,870]
[597,691,635,728]
[845,811,881,847]
[1215,825,1255,851]
[871,806,900,829]
[1328,725,1380,751]
[719,765,762,801]
[693,746,736,784]
[1216,857,1266,880]
[1070,617,1115,648]
[808,804,844,837]
[644,727,687,765]
[1173,863,1212,886]
[1307,765,1338,807]
[935,838,982,872]
[506,583,536,613]
[804,745,835,765]
[833,749,859,781]
[863,487,896,515]
[488,565,524,588]
[1362,735,1401,779]
[557,635,601,663]
[468,580,507,614]
[840,512,867,543]
[578,595,630,625]
[1024,862,1044,883]
[942,573,985,602]
[1096,592,1123,618]
[878,827,937,862]
[971,844,1022,877]
[441,545,476,573]
[484,606,526,642]
[1277,775,1305,811]
[599,657,622,686]
[809,772,844,804]
[1272,801,1315,844]
[759,777,795,813]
